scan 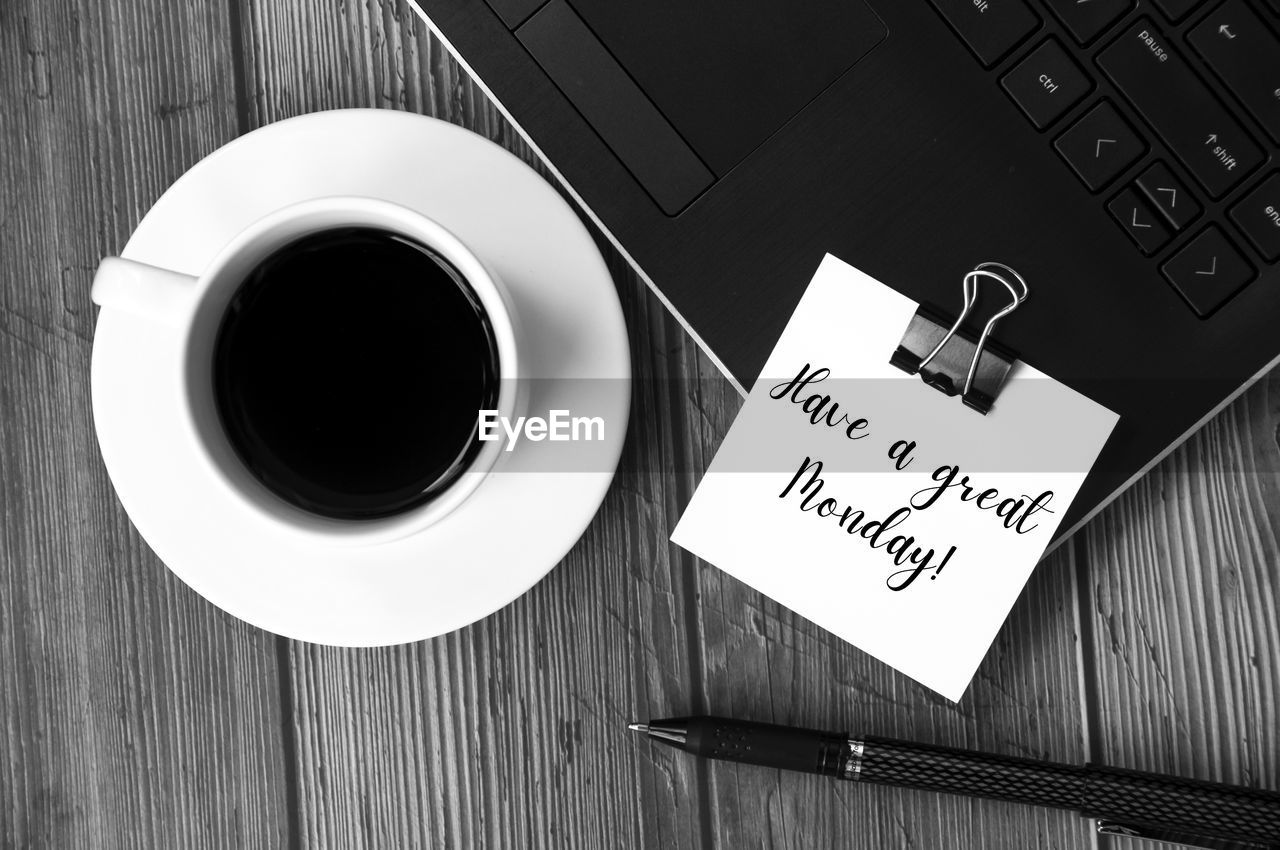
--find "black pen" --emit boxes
[629,716,1280,850]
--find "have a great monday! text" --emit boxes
[769,364,1056,591]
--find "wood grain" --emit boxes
[675,333,1094,849]
[4,0,1279,847]
[236,2,1097,847]
[0,1,289,847]
[685,553,1094,850]
[1085,372,1280,793]
[278,260,714,848]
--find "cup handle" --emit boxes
[91,257,200,328]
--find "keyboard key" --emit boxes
[1149,0,1203,21]
[1135,161,1201,230]
[1230,173,1280,262]
[1000,40,1090,129]
[1054,101,1145,191]
[1043,0,1131,44]
[1099,20,1264,198]
[1189,1,1280,144]
[1108,188,1172,254]
[928,0,1040,67]
[1162,226,1254,316]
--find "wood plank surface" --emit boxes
[1085,372,1280,794]
[0,1,290,847]
[235,2,1096,847]
[278,273,714,848]
[670,305,1094,849]
[2,0,1278,847]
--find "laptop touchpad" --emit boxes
[564,0,886,175]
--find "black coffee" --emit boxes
[213,227,499,519]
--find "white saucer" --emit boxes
[90,110,631,646]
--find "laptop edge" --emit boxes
[403,0,1280,550]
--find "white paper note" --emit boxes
[672,254,1119,701]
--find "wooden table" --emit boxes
[1,1,1276,846]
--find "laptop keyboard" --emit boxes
[929,0,1280,317]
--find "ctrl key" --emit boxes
[1001,39,1089,129]
[1162,226,1255,317]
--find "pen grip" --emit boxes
[860,738,1280,847]
[859,737,1087,808]
[1081,765,1280,847]
[682,718,851,777]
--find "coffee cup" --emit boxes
[92,196,524,547]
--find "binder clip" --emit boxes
[889,262,1028,415]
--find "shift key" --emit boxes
[1190,1,1280,144]
[1099,20,1263,198]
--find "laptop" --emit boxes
[407,0,1280,537]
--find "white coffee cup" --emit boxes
[91,196,524,547]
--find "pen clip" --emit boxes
[1096,820,1280,850]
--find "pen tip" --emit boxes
[627,722,649,733]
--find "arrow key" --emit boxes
[1055,101,1145,191]
[1135,161,1201,230]
[1108,188,1172,255]
[1162,226,1255,316]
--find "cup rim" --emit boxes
[176,195,523,548]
